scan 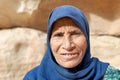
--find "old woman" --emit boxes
[23,5,120,80]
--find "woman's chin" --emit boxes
[59,60,81,68]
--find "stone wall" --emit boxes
[0,0,120,80]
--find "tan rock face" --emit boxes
[91,35,120,68]
[0,28,46,80]
[0,0,40,28]
[0,0,120,80]
[109,19,120,36]
[89,14,120,36]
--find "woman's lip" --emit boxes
[60,53,79,60]
[60,52,78,55]
[61,53,77,55]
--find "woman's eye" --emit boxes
[53,33,63,37]
[71,31,81,35]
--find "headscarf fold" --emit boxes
[23,5,109,80]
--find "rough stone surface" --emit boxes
[91,35,120,68]
[0,0,41,28]
[0,28,46,80]
[0,0,120,80]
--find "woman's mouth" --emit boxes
[61,53,79,60]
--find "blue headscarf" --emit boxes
[23,5,109,80]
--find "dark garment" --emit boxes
[23,5,109,80]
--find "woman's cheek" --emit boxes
[51,38,62,52]
[73,37,87,50]
[73,37,83,45]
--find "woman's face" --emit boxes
[50,18,87,68]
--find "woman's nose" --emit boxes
[62,37,75,50]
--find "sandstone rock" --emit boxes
[0,0,41,28]
[89,14,120,36]
[0,0,120,33]
[0,28,46,80]
[91,35,120,68]
[109,19,120,36]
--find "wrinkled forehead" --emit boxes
[51,17,83,34]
